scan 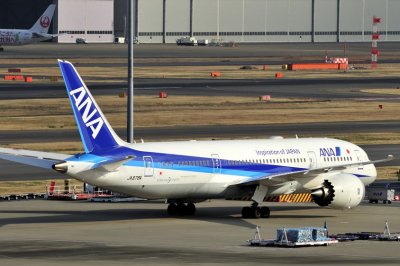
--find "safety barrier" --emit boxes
[279,193,312,203]
[4,75,33,82]
[159,91,168,98]
[259,95,271,101]
[4,75,24,81]
[211,72,221,77]
[8,68,21,73]
[287,63,348,71]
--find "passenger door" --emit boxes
[354,150,364,170]
[307,151,317,169]
[211,154,221,174]
[143,156,154,177]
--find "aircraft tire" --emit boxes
[167,203,178,215]
[260,207,270,218]
[186,203,196,216]
[241,206,252,218]
[252,207,261,219]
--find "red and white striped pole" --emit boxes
[371,16,381,69]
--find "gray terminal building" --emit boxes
[1,0,400,43]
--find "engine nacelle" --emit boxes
[311,174,365,209]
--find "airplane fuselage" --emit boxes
[0,4,56,47]
[0,30,50,46]
[64,137,376,201]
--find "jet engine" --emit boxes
[311,174,365,209]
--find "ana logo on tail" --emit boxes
[70,86,104,139]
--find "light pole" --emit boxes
[127,0,134,143]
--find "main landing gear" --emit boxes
[167,202,196,216]
[241,202,270,219]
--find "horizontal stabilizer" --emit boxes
[92,155,136,172]
[0,147,70,170]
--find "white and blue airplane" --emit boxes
[0,4,56,49]
[0,60,393,218]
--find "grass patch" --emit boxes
[3,62,400,82]
[0,179,83,195]
[1,95,400,130]
[361,88,400,95]
[377,166,400,180]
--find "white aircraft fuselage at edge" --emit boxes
[0,60,393,218]
[0,4,56,47]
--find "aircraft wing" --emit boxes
[232,155,394,186]
[31,32,61,40]
[32,32,47,39]
[0,147,70,170]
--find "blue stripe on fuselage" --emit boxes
[66,146,374,181]
[66,145,306,179]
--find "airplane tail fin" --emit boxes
[58,60,126,154]
[29,4,56,34]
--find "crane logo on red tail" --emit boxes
[40,16,50,28]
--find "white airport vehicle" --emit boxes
[0,4,56,50]
[197,39,209,46]
[114,37,125,44]
[176,37,197,46]
[366,188,395,204]
[0,60,394,218]
[75,38,87,44]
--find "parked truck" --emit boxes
[176,37,197,46]
[197,39,209,46]
[366,188,395,204]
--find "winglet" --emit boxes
[58,60,125,154]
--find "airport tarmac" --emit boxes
[1,42,400,64]
[1,76,400,100]
[0,199,399,265]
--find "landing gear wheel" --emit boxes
[167,203,178,215]
[176,203,186,215]
[260,207,270,218]
[242,206,270,218]
[252,207,261,218]
[241,206,252,218]
[186,203,196,216]
[167,202,196,216]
